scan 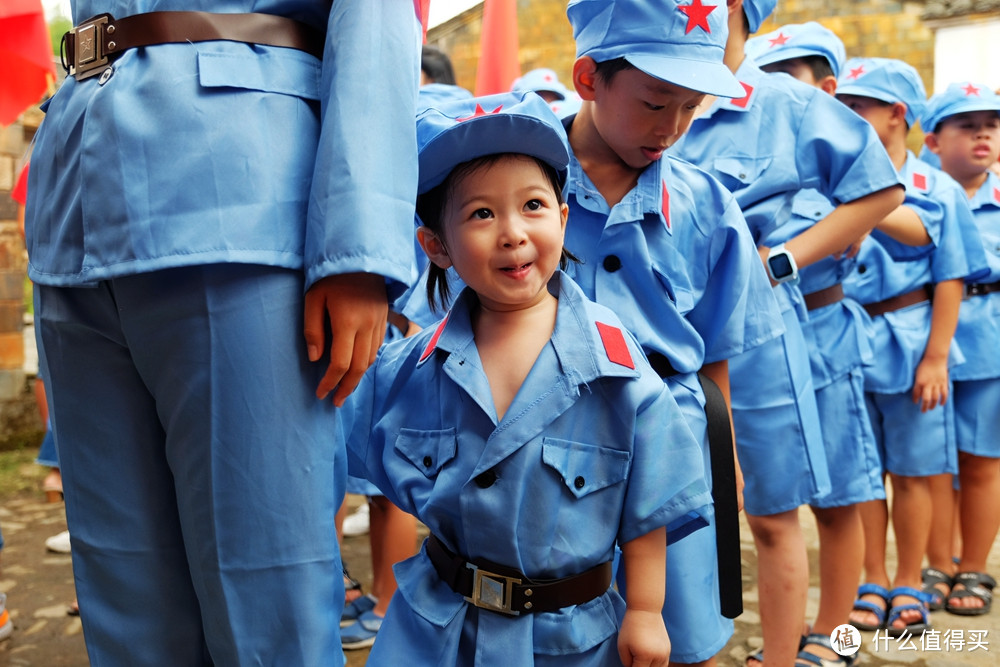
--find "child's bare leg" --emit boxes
[746,508,808,667]
[951,453,1000,611]
[369,496,417,617]
[808,504,863,654]
[849,498,891,628]
[888,474,933,629]
[925,473,957,572]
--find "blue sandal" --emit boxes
[886,586,931,637]
[850,583,889,631]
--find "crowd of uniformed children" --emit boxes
[337,0,1000,665]
[17,0,998,664]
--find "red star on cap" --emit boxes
[769,32,790,48]
[847,65,865,80]
[457,104,503,122]
[678,0,717,35]
[963,83,981,97]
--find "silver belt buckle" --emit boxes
[70,14,111,80]
[465,563,521,616]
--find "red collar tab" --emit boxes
[912,172,928,191]
[730,82,754,109]
[993,187,1000,205]
[596,322,635,369]
[662,181,671,229]
[419,316,449,362]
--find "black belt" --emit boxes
[967,280,1000,298]
[425,535,612,616]
[647,351,743,619]
[61,12,325,80]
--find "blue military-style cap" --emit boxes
[567,0,745,98]
[748,22,845,79]
[743,0,778,34]
[511,68,570,101]
[921,82,1000,134]
[416,91,570,195]
[837,57,927,128]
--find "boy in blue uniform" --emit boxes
[345,91,710,666]
[25,2,421,664]
[921,82,1000,617]
[562,1,784,664]
[836,60,985,637]
[670,3,905,665]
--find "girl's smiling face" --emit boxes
[420,154,568,313]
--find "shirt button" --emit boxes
[574,476,585,489]
[422,456,433,468]
[857,264,867,274]
[603,255,622,272]
[475,469,497,488]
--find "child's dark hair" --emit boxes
[416,153,573,312]
[421,45,457,85]
[594,57,637,85]
[801,55,835,81]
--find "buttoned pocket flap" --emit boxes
[197,49,321,100]
[542,438,630,499]
[713,156,772,185]
[395,428,457,479]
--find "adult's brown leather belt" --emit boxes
[863,284,933,318]
[61,12,325,81]
[425,534,612,616]
[966,280,1000,298]
[803,283,844,311]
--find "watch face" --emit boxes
[769,253,794,280]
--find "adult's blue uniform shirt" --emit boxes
[345,274,710,665]
[27,0,418,294]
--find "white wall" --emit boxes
[933,20,1000,93]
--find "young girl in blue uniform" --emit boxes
[921,82,1000,617]
[836,60,986,637]
[670,3,905,664]
[344,91,711,666]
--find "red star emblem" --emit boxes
[457,104,504,122]
[678,0,717,35]
[962,83,981,97]
[769,32,790,48]
[847,65,865,80]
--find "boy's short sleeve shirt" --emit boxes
[670,60,902,244]
[951,171,1000,381]
[343,273,710,663]
[562,151,782,372]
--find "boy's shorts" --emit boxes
[954,377,1000,458]
[865,389,958,476]
[811,367,886,508]
[731,309,831,516]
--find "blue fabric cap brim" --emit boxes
[417,93,570,195]
[625,53,746,98]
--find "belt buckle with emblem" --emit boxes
[64,14,112,81]
[465,563,521,616]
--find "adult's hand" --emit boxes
[304,272,387,406]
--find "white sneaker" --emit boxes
[45,530,72,554]
[0,593,12,641]
[342,503,370,537]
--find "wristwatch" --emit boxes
[766,243,799,285]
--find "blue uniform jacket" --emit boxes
[950,171,1000,381]
[26,0,420,294]
[344,273,711,665]
[844,154,984,393]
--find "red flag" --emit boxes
[474,0,520,96]
[0,0,56,126]
[416,0,431,43]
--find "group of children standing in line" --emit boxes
[339,0,1000,665]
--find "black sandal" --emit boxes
[946,572,995,616]
[796,633,856,666]
[920,567,953,611]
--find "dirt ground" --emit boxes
[3,483,1000,666]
